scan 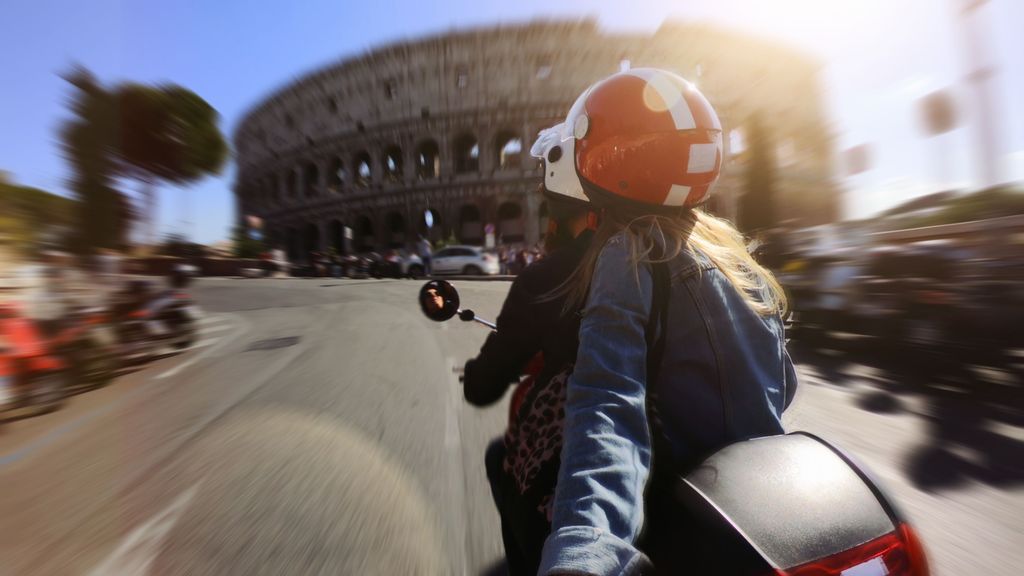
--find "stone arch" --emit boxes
[453,133,479,174]
[495,130,523,170]
[286,169,298,199]
[264,175,276,206]
[286,226,300,260]
[458,203,482,244]
[383,145,403,183]
[385,211,407,248]
[415,139,440,179]
[266,226,282,249]
[304,162,319,196]
[497,201,524,243]
[354,151,372,189]
[328,219,345,254]
[355,215,375,252]
[420,208,441,240]
[302,222,320,256]
[328,157,346,193]
[268,173,280,205]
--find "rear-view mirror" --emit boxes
[419,280,460,322]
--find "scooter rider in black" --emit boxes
[461,117,597,575]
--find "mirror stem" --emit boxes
[473,317,497,331]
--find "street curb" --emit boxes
[426,275,514,282]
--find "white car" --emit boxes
[430,245,500,276]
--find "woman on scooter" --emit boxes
[538,69,798,576]
[462,105,606,574]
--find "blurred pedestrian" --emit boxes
[416,235,433,275]
[271,245,288,277]
[328,249,342,278]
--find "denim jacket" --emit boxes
[538,232,798,576]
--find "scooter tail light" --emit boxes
[773,524,928,576]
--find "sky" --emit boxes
[2,0,1022,243]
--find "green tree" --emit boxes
[0,177,77,254]
[738,113,778,234]
[231,225,264,259]
[60,66,227,252]
[113,83,228,242]
[61,67,131,251]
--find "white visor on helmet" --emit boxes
[529,87,595,204]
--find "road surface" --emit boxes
[0,277,1020,575]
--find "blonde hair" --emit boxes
[561,207,787,317]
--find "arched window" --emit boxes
[286,227,299,259]
[303,222,320,255]
[329,219,344,254]
[453,133,479,174]
[304,162,319,197]
[286,169,298,199]
[422,208,441,237]
[269,174,280,205]
[354,151,372,188]
[458,203,482,243]
[383,146,403,183]
[495,131,522,170]
[497,201,524,242]
[328,157,346,193]
[385,211,406,247]
[356,215,375,251]
[415,140,440,179]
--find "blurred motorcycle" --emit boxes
[109,278,198,363]
[417,279,930,576]
[56,305,119,391]
[0,303,69,417]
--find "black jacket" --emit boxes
[463,230,593,406]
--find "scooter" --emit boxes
[418,279,930,576]
[108,279,198,364]
[0,303,69,417]
[56,304,119,391]
[142,288,199,351]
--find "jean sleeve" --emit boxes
[539,237,654,576]
[782,342,798,410]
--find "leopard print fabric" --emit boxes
[503,364,572,518]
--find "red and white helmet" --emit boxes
[562,68,723,209]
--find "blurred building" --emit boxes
[233,20,838,258]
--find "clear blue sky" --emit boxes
[3,0,1022,243]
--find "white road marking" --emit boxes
[198,322,233,333]
[155,317,246,380]
[444,356,461,451]
[88,484,200,576]
[443,355,469,576]
[176,338,219,352]
[197,314,223,325]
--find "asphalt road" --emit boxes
[0,277,1020,575]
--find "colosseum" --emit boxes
[233,19,839,260]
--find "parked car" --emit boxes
[430,245,500,276]
[377,250,425,278]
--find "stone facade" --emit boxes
[233,20,838,259]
